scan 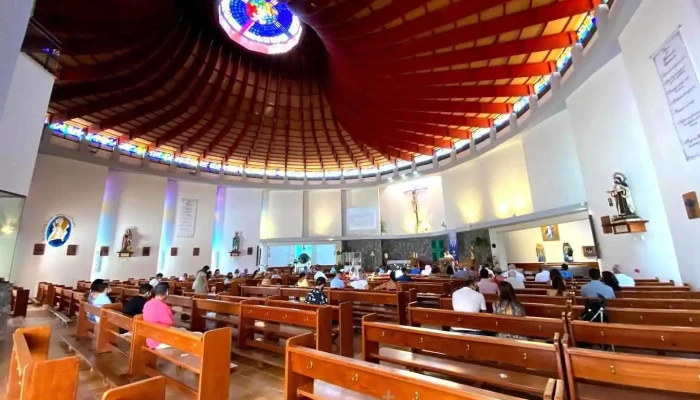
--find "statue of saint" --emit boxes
[232,232,240,252]
[536,244,546,262]
[607,172,638,221]
[121,229,133,253]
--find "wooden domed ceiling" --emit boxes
[39,0,602,173]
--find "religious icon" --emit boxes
[536,244,546,262]
[404,187,427,233]
[232,232,241,252]
[563,242,574,262]
[607,172,639,221]
[540,224,560,241]
[120,229,133,253]
[683,191,700,219]
[46,215,73,247]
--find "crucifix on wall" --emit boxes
[404,187,427,233]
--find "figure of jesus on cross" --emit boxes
[404,186,427,233]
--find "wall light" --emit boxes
[0,224,16,235]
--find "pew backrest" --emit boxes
[568,319,700,352]
[569,306,700,327]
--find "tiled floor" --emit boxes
[0,306,286,399]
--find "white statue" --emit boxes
[607,172,638,221]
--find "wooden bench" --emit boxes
[568,319,700,353]
[574,297,700,309]
[96,307,136,360]
[328,289,414,325]
[409,304,566,340]
[101,376,166,400]
[10,286,29,317]
[362,314,565,399]
[615,290,700,299]
[619,285,691,291]
[563,343,700,399]
[266,297,354,357]
[440,297,570,319]
[285,333,532,400]
[569,306,700,327]
[34,282,50,304]
[240,285,282,298]
[130,315,235,399]
[164,295,194,329]
[7,326,80,400]
[398,282,450,307]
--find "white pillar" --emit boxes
[0,0,33,119]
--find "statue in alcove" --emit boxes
[232,232,241,252]
[607,172,639,221]
[121,229,133,253]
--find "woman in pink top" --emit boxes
[476,268,499,294]
[142,282,174,349]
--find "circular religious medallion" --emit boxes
[218,0,303,55]
[45,215,74,247]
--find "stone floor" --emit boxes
[0,306,287,399]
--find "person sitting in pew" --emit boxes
[261,272,273,286]
[214,268,221,277]
[178,273,188,282]
[534,267,550,283]
[271,271,281,279]
[409,265,420,274]
[148,273,163,288]
[501,264,525,282]
[547,276,567,297]
[491,266,505,283]
[330,273,345,289]
[224,272,234,285]
[493,282,527,339]
[580,269,615,299]
[143,282,174,349]
[396,267,412,282]
[476,268,498,294]
[613,264,635,287]
[559,263,572,279]
[87,279,112,323]
[305,277,328,305]
[373,271,398,291]
[349,269,369,290]
[452,266,468,279]
[445,265,455,275]
[602,271,622,292]
[297,272,310,287]
[123,284,153,317]
[452,279,487,335]
[504,270,525,289]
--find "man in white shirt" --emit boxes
[314,269,327,281]
[534,268,550,283]
[349,269,369,290]
[149,273,163,287]
[452,279,486,333]
[505,270,525,289]
[501,264,525,282]
[612,265,635,287]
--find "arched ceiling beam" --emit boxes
[223,64,263,161]
[128,43,222,141]
[95,38,211,132]
[384,84,534,100]
[391,100,512,115]
[384,62,556,88]
[157,49,232,148]
[322,0,428,40]
[35,0,171,20]
[34,11,175,38]
[246,64,274,165]
[52,27,191,103]
[300,0,375,29]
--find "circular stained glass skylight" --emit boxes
[218,0,302,55]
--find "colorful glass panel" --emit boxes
[218,0,302,55]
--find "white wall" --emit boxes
[499,219,595,264]
[306,190,342,237]
[12,155,108,293]
[521,109,586,212]
[343,187,380,236]
[261,190,303,239]
[0,0,33,121]
[566,54,681,282]
[442,137,533,226]
[618,0,700,287]
[379,175,446,234]
[94,171,166,281]
[219,188,262,272]
[0,54,55,196]
[162,181,216,277]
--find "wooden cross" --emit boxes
[404,187,427,233]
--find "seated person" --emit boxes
[420,265,432,276]
[87,279,112,323]
[476,268,499,294]
[297,272,310,287]
[504,270,525,289]
[409,265,421,274]
[602,271,622,292]
[451,279,487,334]
[501,264,525,282]
[613,264,635,287]
[214,268,221,277]
[479,265,495,278]
[330,273,345,289]
[349,269,369,290]
[123,284,152,317]
[452,266,469,279]
[178,273,188,282]
[491,267,505,283]
[580,269,615,299]
[493,281,527,339]
[329,266,337,274]
[305,277,328,305]
[373,271,398,291]
[313,268,327,281]
[534,268,550,283]
[560,263,573,279]
[547,276,567,296]
[233,269,241,278]
[149,273,163,288]
[445,265,455,275]
[143,282,174,349]
[261,272,272,286]
[224,272,234,285]
[396,267,412,281]
[270,271,281,279]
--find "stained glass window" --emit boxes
[218,0,303,55]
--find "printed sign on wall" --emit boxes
[176,198,198,238]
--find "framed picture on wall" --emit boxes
[540,224,560,241]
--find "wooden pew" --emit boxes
[615,290,700,299]
[569,306,700,327]
[34,282,50,304]
[7,326,80,400]
[568,319,700,353]
[266,297,354,357]
[96,307,136,360]
[285,333,531,400]
[164,295,194,329]
[397,282,450,307]
[237,302,333,362]
[563,343,700,399]
[362,314,565,399]
[10,286,29,317]
[409,304,566,340]
[130,315,235,400]
[575,297,700,310]
[101,376,166,400]
[620,285,690,291]
[329,289,414,325]
[240,285,281,298]
[440,297,570,319]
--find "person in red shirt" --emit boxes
[142,282,174,349]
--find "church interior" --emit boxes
[1,0,700,398]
